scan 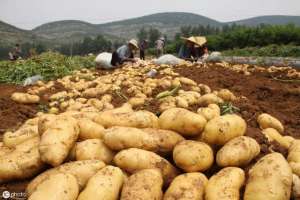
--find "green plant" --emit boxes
[219,102,240,115]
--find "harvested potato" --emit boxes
[216,136,260,167]
[78,118,105,140]
[201,114,247,145]
[95,110,159,128]
[284,136,295,148]
[39,116,79,166]
[120,169,163,200]
[104,127,183,153]
[173,140,213,172]
[175,96,189,108]
[198,93,223,106]
[50,91,68,101]
[244,153,293,200]
[3,125,38,147]
[197,104,220,121]
[217,89,236,101]
[262,128,290,148]
[77,166,124,200]
[37,114,57,135]
[292,174,300,199]
[179,77,197,86]
[27,160,106,195]
[205,167,245,200]
[257,113,284,133]
[128,97,146,107]
[28,173,79,200]
[159,108,207,137]
[288,140,300,177]
[0,138,45,183]
[114,148,179,185]
[164,173,208,200]
[11,92,40,104]
[75,139,114,164]
[0,142,12,157]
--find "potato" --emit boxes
[0,138,45,183]
[198,84,211,94]
[205,167,245,200]
[78,118,105,140]
[120,169,163,200]
[11,92,40,104]
[292,174,300,199]
[28,173,79,200]
[262,128,290,148]
[159,108,207,137]
[95,110,159,128]
[179,77,197,86]
[164,173,208,200]
[201,114,247,145]
[27,160,106,195]
[284,136,295,148]
[198,93,223,106]
[244,153,293,200]
[114,148,179,185]
[104,127,183,153]
[217,89,236,101]
[75,139,114,164]
[128,97,146,107]
[216,136,260,167]
[50,91,68,101]
[287,140,300,177]
[175,96,189,108]
[3,125,38,148]
[173,140,213,172]
[0,142,12,157]
[197,104,220,121]
[257,113,284,133]
[39,116,79,166]
[77,166,124,200]
[37,114,57,135]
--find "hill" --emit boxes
[229,15,300,26]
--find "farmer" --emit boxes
[111,39,139,66]
[155,37,165,58]
[178,36,207,62]
[8,43,22,61]
[139,39,148,60]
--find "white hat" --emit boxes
[128,39,139,49]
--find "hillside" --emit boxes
[229,15,300,26]
[1,12,300,46]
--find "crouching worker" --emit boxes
[111,39,139,67]
[178,36,207,62]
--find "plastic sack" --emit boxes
[154,54,184,65]
[95,52,114,69]
[23,75,43,86]
[206,52,222,62]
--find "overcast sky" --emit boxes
[1,0,300,30]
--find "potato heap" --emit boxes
[3,62,300,200]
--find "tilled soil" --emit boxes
[0,64,300,199]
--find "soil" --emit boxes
[0,64,300,199]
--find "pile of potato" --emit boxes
[4,62,300,200]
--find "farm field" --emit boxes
[0,54,300,199]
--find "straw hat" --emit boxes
[128,39,139,49]
[181,36,207,47]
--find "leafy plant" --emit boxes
[219,102,240,115]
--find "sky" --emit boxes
[0,0,300,30]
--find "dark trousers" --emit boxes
[111,51,121,66]
[140,50,145,60]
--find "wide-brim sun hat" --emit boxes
[128,39,139,49]
[181,36,207,47]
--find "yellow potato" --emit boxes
[201,114,247,145]
[78,118,105,140]
[216,136,260,167]
[159,108,207,137]
[77,166,124,200]
[95,110,159,128]
[39,116,79,166]
[120,169,163,200]
[128,97,146,107]
[37,114,57,135]
[244,153,293,200]
[217,89,236,101]
[0,138,45,183]
[3,125,38,148]
[197,104,220,121]
[164,173,208,200]
[257,113,284,133]
[114,148,179,185]
[288,140,300,177]
[75,139,114,164]
[104,127,184,153]
[28,173,79,200]
[26,160,106,195]
[205,167,245,200]
[173,140,214,172]
[179,77,197,86]
[262,128,290,148]
[11,92,40,104]
[292,174,300,199]
[198,93,223,106]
